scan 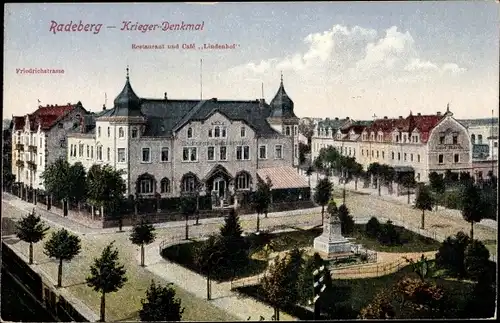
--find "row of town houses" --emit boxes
[9,70,309,207]
[310,108,498,182]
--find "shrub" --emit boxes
[377,221,401,246]
[338,204,355,235]
[464,240,490,281]
[442,189,462,209]
[435,231,470,277]
[366,217,381,238]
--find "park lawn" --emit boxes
[236,265,476,319]
[7,230,237,322]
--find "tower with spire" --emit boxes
[267,72,300,166]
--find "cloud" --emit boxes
[229,24,466,82]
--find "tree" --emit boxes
[41,158,72,215]
[298,142,309,165]
[87,164,126,218]
[414,184,433,229]
[313,157,323,180]
[86,241,128,322]
[139,280,184,321]
[351,162,364,191]
[358,289,395,319]
[261,254,297,321]
[68,162,87,211]
[305,165,314,189]
[326,198,338,217]
[464,240,490,281]
[314,177,333,226]
[461,183,485,240]
[377,220,401,246]
[365,217,381,238]
[252,176,272,231]
[130,218,156,267]
[193,234,225,300]
[43,228,81,288]
[403,254,432,282]
[338,204,354,235]
[16,209,49,264]
[367,162,383,195]
[435,231,470,277]
[179,196,196,240]
[297,253,325,305]
[428,172,446,210]
[399,172,416,204]
[219,209,248,272]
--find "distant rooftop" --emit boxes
[458,118,499,128]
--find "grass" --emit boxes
[4,228,237,322]
[235,265,477,319]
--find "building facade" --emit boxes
[11,103,88,189]
[67,69,306,206]
[311,107,473,183]
[459,117,499,161]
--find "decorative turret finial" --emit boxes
[280,71,283,83]
[446,102,450,112]
[126,65,130,80]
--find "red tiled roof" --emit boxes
[12,116,25,130]
[12,103,81,131]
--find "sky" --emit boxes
[3,2,499,120]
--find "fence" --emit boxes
[230,273,265,290]
[332,257,408,279]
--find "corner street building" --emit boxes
[67,69,306,206]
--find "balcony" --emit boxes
[27,160,37,170]
[15,143,24,151]
[28,145,37,153]
[16,160,25,168]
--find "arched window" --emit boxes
[137,174,155,194]
[181,173,199,193]
[187,127,193,138]
[214,126,220,138]
[118,127,124,138]
[235,172,251,190]
[132,127,138,138]
[221,127,227,137]
[160,178,171,193]
[107,127,110,137]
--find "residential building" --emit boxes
[311,106,473,182]
[459,117,498,161]
[11,103,88,189]
[67,69,307,207]
[3,123,13,179]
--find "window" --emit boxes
[97,146,102,161]
[117,148,126,163]
[398,152,401,161]
[160,178,171,193]
[452,135,458,145]
[362,150,364,156]
[182,147,198,162]
[214,126,220,138]
[236,145,250,160]
[98,127,101,137]
[471,134,476,144]
[478,135,483,144]
[208,129,213,137]
[119,127,124,138]
[142,148,151,163]
[219,146,227,161]
[161,147,169,162]
[187,127,193,138]
[182,175,197,193]
[236,172,251,190]
[107,127,110,137]
[39,137,42,147]
[285,126,291,136]
[139,179,153,194]
[454,154,459,163]
[494,142,498,148]
[438,154,444,164]
[294,126,298,136]
[39,155,42,165]
[207,146,215,161]
[132,128,138,138]
[410,153,413,162]
[259,145,267,159]
[275,145,283,159]
[382,151,384,159]
[376,151,379,158]
[439,136,445,144]
[91,146,94,159]
[59,138,65,148]
[349,147,352,156]
[353,148,356,156]
[396,135,399,143]
[417,173,420,181]
[417,154,420,163]
[221,127,227,137]
[79,144,83,157]
[86,145,89,158]
[371,150,374,157]
[241,126,246,138]
[404,153,407,161]
[58,123,63,129]
[107,147,110,161]
[294,144,298,158]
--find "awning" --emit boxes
[257,166,309,190]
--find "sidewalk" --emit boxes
[141,240,297,321]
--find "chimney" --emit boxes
[437,111,441,116]
[102,104,106,111]
[259,98,265,109]
[346,117,350,120]
[399,116,403,119]
[335,117,339,121]
[164,92,168,100]
[55,104,58,107]
[384,116,388,119]
[212,98,217,102]
[417,113,421,116]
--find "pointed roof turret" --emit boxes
[269,72,296,118]
[112,66,143,117]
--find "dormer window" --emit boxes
[241,126,246,137]
[132,127,138,138]
[452,134,458,145]
[439,135,445,144]
[187,127,193,139]
[285,126,291,136]
[119,127,124,138]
